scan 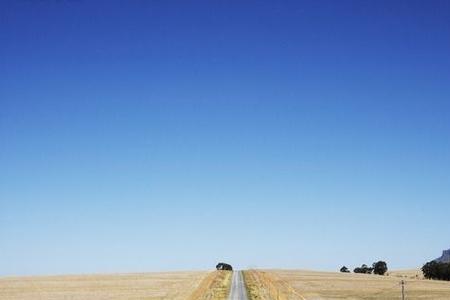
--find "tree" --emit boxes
[422,261,438,279]
[340,266,350,273]
[372,261,388,275]
[216,262,233,271]
[422,261,450,281]
[354,264,373,274]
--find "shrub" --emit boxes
[340,266,350,273]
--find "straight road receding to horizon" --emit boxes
[228,271,248,300]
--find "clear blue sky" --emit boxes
[1,0,449,276]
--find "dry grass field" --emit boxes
[387,269,424,280]
[245,269,450,300]
[0,271,208,300]
[244,270,306,300]
[188,270,232,300]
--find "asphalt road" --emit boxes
[228,271,248,300]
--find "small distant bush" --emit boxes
[340,266,350,273]
[422,261,450,281]
[373,261,388,275]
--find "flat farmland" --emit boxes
[263,269,450,300]
[0,271,208,300]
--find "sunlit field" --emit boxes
[0,271,207,300]
[244,269,450,300]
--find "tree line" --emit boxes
[340,260,450,281]
[340,261,388,275]
[422,261,450,281]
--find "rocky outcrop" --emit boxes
[435,249,450,263]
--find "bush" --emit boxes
[373,261,388,275]
[340,266,350,273]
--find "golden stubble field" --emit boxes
[245,269,450,300]
[188,270,232,300]
[0,271,209,300]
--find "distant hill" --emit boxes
[435,248,450,263]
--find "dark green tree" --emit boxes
[354,264,373,274]
[340,266,350,273]
[372,261,388,275]
[216,262,233,271]
[372,260,388,275]
[422,261,450,281]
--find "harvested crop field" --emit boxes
[246,269,450,300]
[0,271,208,300]
[245,270,450,300]
[189,270,232,300]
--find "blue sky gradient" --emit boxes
[1,0,450,275]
